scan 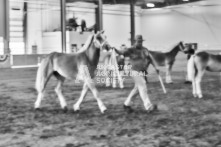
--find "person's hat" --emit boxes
[135,35,145,41]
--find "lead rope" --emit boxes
[148,50,167,94]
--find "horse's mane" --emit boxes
[77,34,94,53]
[170,41,182,51]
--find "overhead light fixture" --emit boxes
[183,0,189,1]
[146,3,155,8]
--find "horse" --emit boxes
[35,31,111,113]
[102,49,125,88]
[146,41,187,83]
[187,51,221,98]
[184,43,197,84]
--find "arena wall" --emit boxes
[141,4,221,51]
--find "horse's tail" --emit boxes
[187,55,197,81]
[35,54,54,92]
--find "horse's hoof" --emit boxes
[184,81,192,84]
[102,109,107,114]
[193,94,197,98]
[100,107,107,114]
[123,105,133,113]
[198,95,203,99]
[147,104,158,113]
[106,84,111,87]
[166,81,173,84]
[63,106,68,113]
[74,110,80,114]
[35,108,41,111]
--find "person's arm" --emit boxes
[113,47,133,57]
[143,48,159,74]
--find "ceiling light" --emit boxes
[183,0,189,1]
[146,3,155,8]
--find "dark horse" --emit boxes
[146,41,187,83]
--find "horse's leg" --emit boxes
[104,59,111,87]
[106,70,111,87]
[35,89,47,109]
[133,75,154,111]
[54,74,67,110]
[166,63,173,84]
[35,63,53,109]
[112,69,117,88]
[144,70,148,84]
[192,77,197,98]
[73,83,89,111]
[119,70,124,89]
[124,86,138,107]
[191,66,197,98]
[105,70,111,87]
[195,69,205,98]
[165,64,170,83]
[87,80,107,113]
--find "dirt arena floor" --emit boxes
[0,54,221,147]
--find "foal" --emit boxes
[103,49,125,88]
[147,41,186,83]
[35,31,111,113]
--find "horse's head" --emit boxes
[93,30,111,51]
[183,43,196,54]
[177,41,187,52]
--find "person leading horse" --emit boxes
[114,35,159,112]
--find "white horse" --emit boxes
[102,49,125,88]
[188,51,221,98]
[35,31,111,113]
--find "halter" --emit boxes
[93,34,108,50]
[100,40,108,50]
[178,42,185,51]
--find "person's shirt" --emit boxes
[115,45,150,71]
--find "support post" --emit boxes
[95,0,103,32]
[3,0,10,54]
[23,2,28,54]
[60,0,66,53]
[130,0,135,46]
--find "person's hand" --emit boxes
[113,47,121,55]
[113,47,117,51]
[156,69,160,74]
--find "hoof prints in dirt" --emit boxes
[65,143,89,147]
[116,128,140,137]
[40,129,66,139]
